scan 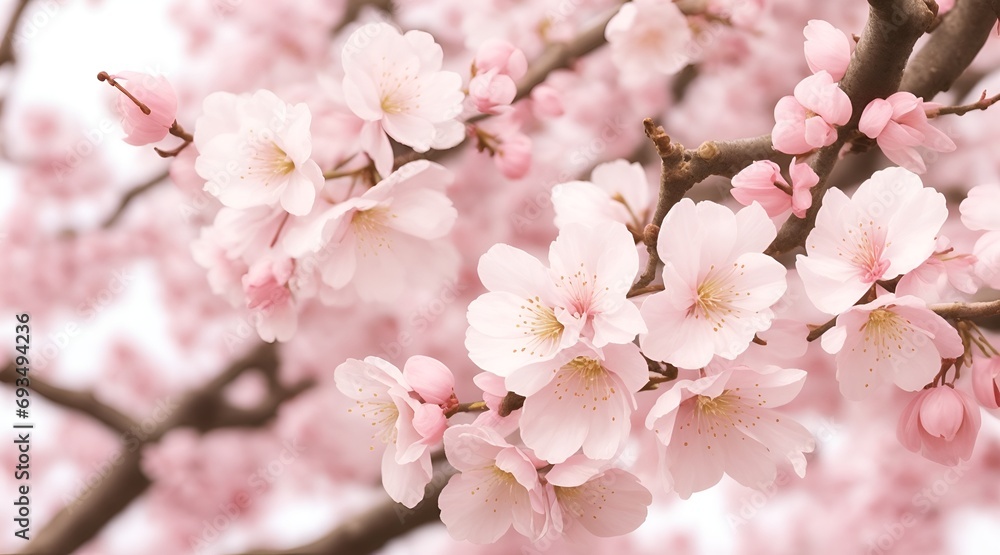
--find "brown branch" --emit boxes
[0,0,31,67]
[100,170,170,228]
[22,342,312,555]
[927,90,1000,117]
[333,0,394,34]
[766,0,936,256]
[930,299,1000,320]
[0,362,137,434]
[243,465,455,555]
[630,122,777,292]
[511,9,614,104]
[900,0,1000,99]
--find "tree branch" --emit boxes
[0,0,31,67]
[243,466,455,555]
[0,362,137,434]
[22,342,312,555]
[100,170,170,228]
[930,299,1000,320]
[900,0,1000,98]
[766,0,936,256]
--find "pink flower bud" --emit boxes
[111,71,178,146]
[474,39,527,80]
[403,355,455,405]
[411,403,447,444]
[972,357,1000,409]
[803,20,852,81]
[898,386,981,465]
[530,85,564,118]
[494,132,532,179]
[468,70,516,114]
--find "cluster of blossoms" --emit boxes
[95,6,1000,550]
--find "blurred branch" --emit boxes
[100,169,170,228]
[0,0,31,66]
[243,466,454,555]
[23,342,314,555]
[333,0,394,33]
[0,362,137,433]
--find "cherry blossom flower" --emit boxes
[335,355,454,507]
[283,160,459,303]
[730,158,817,219]
[466,221,645,376]
[797,167,948,315]
[544,456,652,539]
[605,0,692,84]
[896,236,979,302]
[468,39,527,114]
[108,71,178,146]
[506,343,647,463]
[242,255,298,342]
[772,71,852,155]
[820,294,963,400]
[639,200,787,369]
[897,386,981,465]
[858,92,956,173]
[439,424,546,543]
[803,20,852,81]
[972,357,1000,409]
[194,90,323,216]
[960,184,1000,288]
[645,366,815,499]
[552,159,651,232]
[342,23,465,176]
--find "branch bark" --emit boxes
[243,466,455,555]
[0,0,31,67]
[21,342,312,555]
[766,0,936,256]
[100,170,170,228]
[0,363,137,433]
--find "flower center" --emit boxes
[516,297,564,357]
[354,399,400,449]
[696,391,737,417]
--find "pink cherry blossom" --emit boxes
[439,424,546,543]
[645,366,815,499]
[605,0,692,85]
[468,69,517,114]
[772,71,852,154]
[335,356,452,508]
[803,20,852,81]
[342,23,465,176]
[972,357,1000,409]
[858,92,956,173]
[473,38,527,80]
[544,457,652,539]
[797,167,948,315]
[552,158,651,232]
[820,294,963,400]
[466,221,646,375]
[403,355,456,406]
[897,386,981,465]
[895,236,980,302]
[194,90,323,216]
[506,342,647,463]
[531,85,565,118]
[242,255,297,342]
[730,158,817,219]
[109,71,178,146]
[640,200,787,369]
[283,160,459,303]
[960,183,1000,232]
